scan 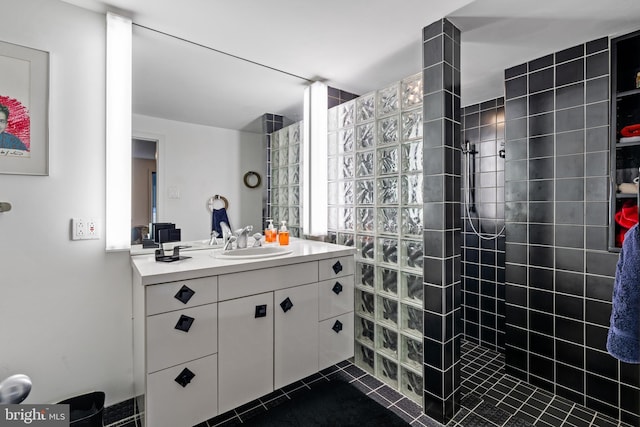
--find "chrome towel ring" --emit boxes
[207,194,229,212]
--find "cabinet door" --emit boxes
[146,354,217,427]
[218,292,273,414]
[274,283,319,389]
[146,303,217,373]
[319,312,354,371]
[318,275,354,321]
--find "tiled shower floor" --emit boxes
[450,341,632,427]
[106,341,631,427]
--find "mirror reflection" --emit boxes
[130,25,308,249]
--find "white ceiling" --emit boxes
[62,0,640,133]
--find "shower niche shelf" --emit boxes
[609,29,640,251]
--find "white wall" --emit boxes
[0,0,133,405]
[133,114,264,241]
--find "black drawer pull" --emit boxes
[255,304,267,318]
[174,285,195,304]
[280,297,294,313]
[174,315,195,332]
[174,367,195,388]
[332,261,343,274]
[332,320,343,333]
[332,282,343,295]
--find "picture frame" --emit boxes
[0,40,49,175]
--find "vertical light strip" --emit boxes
[106,12,132,250]
[302,88,311,234]
[302,82,328,236]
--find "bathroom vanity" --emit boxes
[131,239,356,427]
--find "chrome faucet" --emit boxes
[219,222,233,249]
[234,225,254,249]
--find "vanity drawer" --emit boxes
[146,276,218,315]
[318,275,354,321]
[146,353,217,427]
[318,256,355,281]
[318,312,354,371]
[218,261,317,301]
[146,303,217,373]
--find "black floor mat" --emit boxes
[242,380,411,427]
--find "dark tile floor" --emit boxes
[105,341,632,427]
[449,342,631,427]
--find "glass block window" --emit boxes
[328,72,423,404]
[269,121,302,237]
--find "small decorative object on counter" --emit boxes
[278,221,289,246]
[155,245,192,262]
[265,219,276,243]
[636,71,640,89]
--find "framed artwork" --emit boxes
[0,40,49,175]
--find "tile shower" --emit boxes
[461,99,506,353]
[265,19,640,427]
[503,37,640,426]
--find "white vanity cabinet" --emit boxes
[132,240,355,427]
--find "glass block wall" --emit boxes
[269,121,302,238]
[328,72,425,404]
[263,113,285,228]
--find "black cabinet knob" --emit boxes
[332,282,343,295]
[332,261,343,274]
[174,315,195,332]
[332,320,343,333]
[174,285,195,304]
[255,304,267,318]
[174,367,195,388]
[280,297,294,313]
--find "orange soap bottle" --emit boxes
[265,219,276,243]
[278,220,289,246]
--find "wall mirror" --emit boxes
[130,24,309,248]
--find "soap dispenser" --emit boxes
[265,219,276,243]
[278,221,289,246]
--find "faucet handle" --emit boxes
[252,233,263,247]
[223,235,237,251]
[209,230,219,246]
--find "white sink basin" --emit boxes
[216,246,293,260]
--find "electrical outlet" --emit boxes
[71,218,100,240]
[71,218,85,240]
[86,218,99,239]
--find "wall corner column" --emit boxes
[421,17,462,424]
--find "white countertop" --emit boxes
[131,238,356,285]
